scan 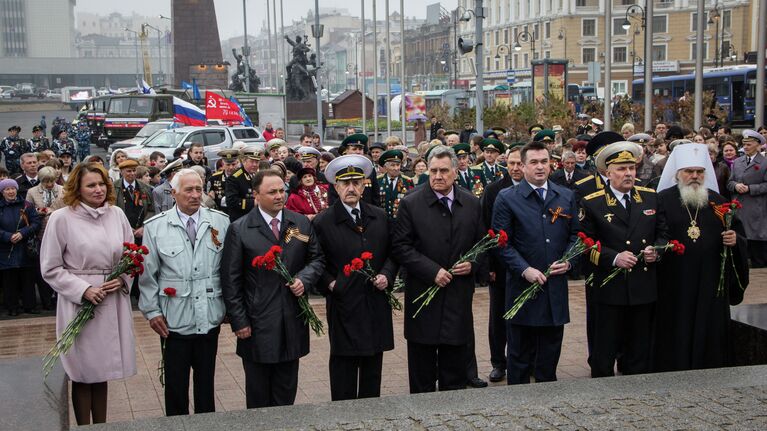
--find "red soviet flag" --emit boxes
[205,91,243,124]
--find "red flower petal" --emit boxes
[351,258,364,271]
[343,264,352,277]
[360,251,373,261]
[488,230,496,239]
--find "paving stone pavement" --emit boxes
[1,271,766,427]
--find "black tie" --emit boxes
[351,208,361,227]
[29,179,37,186]
[440,196,451,213]
[127,184,134,196]
[623,194,631,213]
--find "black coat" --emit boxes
[312,201,397,356]
[579,186,668,306]
[12,174,37,201]
[550,168,588,192]
[328,171,379,207]
[481,174,515,273]
[392,185,485,346]
[221,208,325,363]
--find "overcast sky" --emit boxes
[74,0,458,40]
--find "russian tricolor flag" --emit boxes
[172,97,206,126]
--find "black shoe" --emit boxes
[8,309,19,317]
[24,309,41,315]
[468,377,488,388]
[488,367,506,382]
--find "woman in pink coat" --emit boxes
[41,162,136,426]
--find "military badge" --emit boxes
[578,208,585,221]
[643,209,656,216]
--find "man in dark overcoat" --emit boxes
[313,155,398,401]
[392,145,486,393]
[222,169,325,408]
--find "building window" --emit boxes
[613,46,627,63]
[621,0,635,5]
[504,29,508,44]
[545,50,551,59]
[582,47,596,63]
[613,18,627,36]
[486,56,491,69]
[524,53,529,68]
[722,10,731,30]
[582,19,596,37]
[612,81,627,95]
[652,45,667,61]
[534,23,539,40]
[576,0,586,7]
[495,58,500,70]
[721,40,732,60]
[545,22,551,39]
[652,15,667,34]
[513,53,518,68]
[691,42,709,60]
[691,12,709,31]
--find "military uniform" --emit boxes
[469,138,507,192]
[1,126,28,175]
[579,143,667,378]
[28,125,50,153]
[152,159,184,214]
[376,150,414,219]
[52,137,76,158]
[208,149,240,212]
[74,123,92,162]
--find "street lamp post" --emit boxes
[158,14,172,85]
[709,2,721,67]
[622,3,646,95]
[124,28,140,82]
[621,2,651,130]
[557,27,566,64]
[513,29,535,65]
[346,63,358,90]
[143,23,163,85]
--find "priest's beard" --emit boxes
[678,182,708,209]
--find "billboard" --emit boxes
[530,59,569,104]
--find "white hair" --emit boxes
[170,168,203,191]
[427,145,458,168]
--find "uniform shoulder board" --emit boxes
[497,165,508,170]
[143,211,168,225]
[470,164,483,170]
[584,190,605,201]
[401,174,412,181]
[575,175,594,185]
[232,168,243,178]
[211,170,223,178]
[377,173,385,179]
[634,186,656,193]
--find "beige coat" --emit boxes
[25,183,64,235]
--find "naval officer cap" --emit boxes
[595,141,642,171]
[160,158,184,176]
[742,129,766,146]
[324,154,374,184]
[297,146,322,161]
[239,145,263,160]
[217,149,240,163]
[627,133,653,144]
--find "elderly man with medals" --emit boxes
[654,142,749,372]
[377,149,414,219]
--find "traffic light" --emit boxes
[458,38,474,55]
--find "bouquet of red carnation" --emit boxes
[711,199,745,296]
[252,245,324,336]
[412,229,508,318]
[504,232,600,320]
[599,239,684,288]
[43,242,148,378]
[343,251,402,311]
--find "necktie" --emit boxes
[186,217,197,247]
[623,194,632,212]
[29,178,37,186]
[270,218,280,240]
[748,156,753,165]
[440,196,451,213]
[127,184,134,196]
[566,172,571,182]
[351,208,361,226]
[536,188,545,200]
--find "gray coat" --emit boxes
[152,181,175,214]
[727,153,767,240]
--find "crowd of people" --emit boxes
[1,113,765,424]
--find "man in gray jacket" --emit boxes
[139,168,231,416]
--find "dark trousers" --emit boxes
[747,239,767,267]
[585,285,595,365]
[163,327,220,416]
[407,341,467,393]
[33,260,53,309]
[591,302,654,378]
[488,273,507,369]
[465,310,479,380]
[328,352,383,401]
[506,324,564,385]
[242,358,299,408]
[2,267,35,311]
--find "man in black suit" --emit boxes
[13,153,39,200]
[221,169,325,408]
[392,145,486,393]
[579,142,668,377]
[550,151,588,192]
[480,143,523,382]
[313,155,398,401]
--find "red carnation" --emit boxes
[670,240,685,255]
[474,175,480,179]
[140,245,149,254]
[343,264,352,277]
[270,245,283,255]
[351,258,364,271]
[596,241,602,252]
[251,256,262,268]
[488,229,496,239]
[497,230,509,247]
[360,251,373,261]
[755,165,760,171]
[583,237,595,248]
[163,287,177,297]
[731,199,742,209]
[577,232,587,240]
